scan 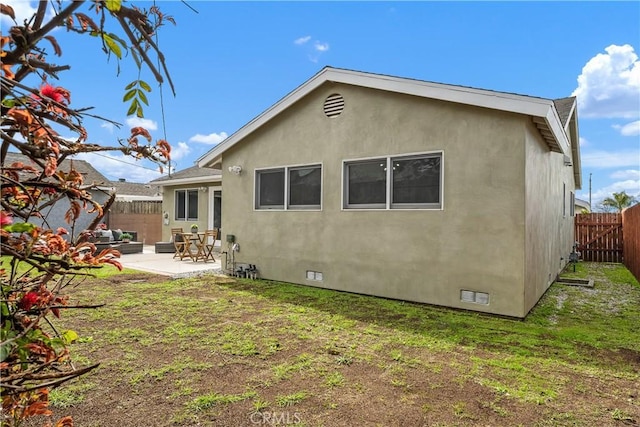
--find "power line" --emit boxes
[154,0,170,176]
[89,151,166,173]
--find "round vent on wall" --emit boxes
[323,93,344,118]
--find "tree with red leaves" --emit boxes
[0,1,174,425]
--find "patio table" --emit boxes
[179,232,207,262]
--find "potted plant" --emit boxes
[191,224,199,233]
[120,232,132,243]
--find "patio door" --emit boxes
[208,185,222,233]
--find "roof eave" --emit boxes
[153,175,222,187]
[197,67,331,168]
[197,67,572,167]
[568,103,582,189]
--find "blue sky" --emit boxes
[3,1,639,209]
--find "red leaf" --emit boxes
[55,416,74,427]
[0,4,15,20]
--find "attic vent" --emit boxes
[323,94,344,118]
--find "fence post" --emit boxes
[622,204,640,281]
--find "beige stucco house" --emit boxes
[197,67,582,318]
[150,165,222,240]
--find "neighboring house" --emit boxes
[149,165,222,241]
[196,66,582,318]
[575,197,591,214]
[109,178,162,202]
[4,152,113,238]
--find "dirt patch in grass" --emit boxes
[23,264,640,427]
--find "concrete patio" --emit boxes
[117,245,225,278]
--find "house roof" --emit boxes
[197,67,579,174]
[3,152,111,188]
[575,197,591,213]
[553,97,576,128]
[149,164,222,187]
[109,179,162,200]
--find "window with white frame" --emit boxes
[344,152,442,209]
[175,189,198,221]
[255,164,321,210]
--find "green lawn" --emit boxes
[18,262,640,426]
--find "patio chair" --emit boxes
[201,229,218,262]
[171,228,188,260]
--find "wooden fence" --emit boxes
[622,204,640,282]
[575,213,623,263]
[110,200,163,215]
[107,200,162,244]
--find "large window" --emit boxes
[344,152,442,209]
[255,164,322,210]
[175,189,198,220]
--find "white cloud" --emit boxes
[610,169,640,180]
[125,117,158,131]
[294,36,311,45]
[314,41,330,52]
[613,120,640,136]
[578,179,640,208]
[73,152,163,183]
[189,132,228,145]
[588,179,640,199]
[294,35,330,63]
[581,149,640,169]
[0,0,37,27]
[1,1,59,33]
[100,122,115,133]
[572,44,640,119]
[579,136,589,146]
[170,141,191,160]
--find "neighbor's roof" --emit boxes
[150,164,222,187]
[197,66,577,170]
[4,152,111,188]
[109,180,161,200]
[574,198,591,212]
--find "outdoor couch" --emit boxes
[154,241,176,253]
[92,228,142,255]
[93,241,143,255]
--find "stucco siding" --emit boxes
[221,82,531,317]
[160,184,209,241]
[523,120,576,314]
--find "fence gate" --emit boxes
[575,213,623,263]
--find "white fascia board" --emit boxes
[328,68,554,117]
[562,101,577,133]
[197,70,328,168]
[197,67,569,166]
[153,175,221,187]
[544,108,570,156]
[343,69,570,155]
[115,195,162,201]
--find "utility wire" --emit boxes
[89,151,164,173]
[153,0,170,176]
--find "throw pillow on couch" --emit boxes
[111,229,123,241]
